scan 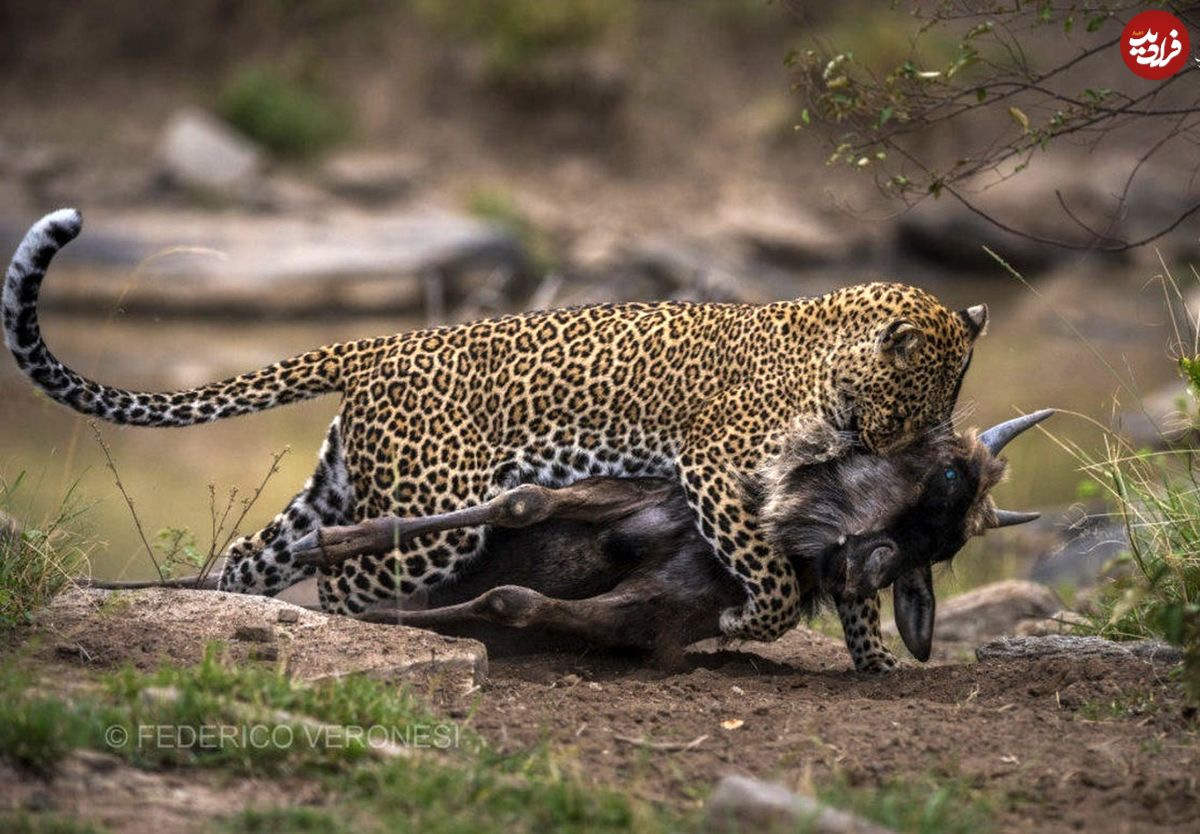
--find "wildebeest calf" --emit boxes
[293,410,1051,671]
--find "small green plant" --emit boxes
[467,185,556,275]
[0,668,101,775]
[0,473,93,631]
[156,526,203,578]
[224,807,344,834]
[817,772,993,834]
[0,814,110,834]
[412,0,631,81]
[1035,263,1200,700]
[217,67,349,158]
[0,648,693,833]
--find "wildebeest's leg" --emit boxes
[293,477,676,570]
[217,417,354,596]
[363,584,697,668]
[835,595,898,673]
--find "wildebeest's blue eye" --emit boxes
[944,468,957,480]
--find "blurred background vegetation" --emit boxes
[0,1,1197,655]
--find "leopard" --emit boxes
[3,209,987,661]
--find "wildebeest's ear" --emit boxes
[877,320,925,368]
[843,540,903,599]
[894,564,935,662]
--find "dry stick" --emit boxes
[58,246,229,504]
[89,421,165,582]
[613,734,709,752]
[196,448,289,588]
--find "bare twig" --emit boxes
[196,448,289,587]
[89,421,165,582]
[613,733,709,752]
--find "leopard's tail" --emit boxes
[4,209,347,427]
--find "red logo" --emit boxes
[1121,10,1190,79]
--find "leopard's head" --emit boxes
[816,282,987,454]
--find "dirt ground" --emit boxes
[465,632,1198,834]
[3,596,1198,834]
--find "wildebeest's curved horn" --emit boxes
[894,564,935,662]
[991,509,1040,528]
[978,408,1055,455]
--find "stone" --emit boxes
[232,624,275,643]
[36,588,487,692]
[706,774,895,834]
[717,202,855,268]
[13,208,526,318]
[975,635,1183,664]
[1014,610,1089,637]
[0,509,21,546]
[1028,513,1126,589]
[321,152,420,205]
[883,579,1062,645]
[157,109,263,197]
[486,50,627,115]
[1115,381,1196,450]
[894,152,1198,274]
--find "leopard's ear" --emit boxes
[958,304,988,340]
[877,319,925,369]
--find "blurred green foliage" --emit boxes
[467,185,557,275]
[0,474,92,633]
[218,67,349,158]
[1075,279,1200,701]
[411,0,632,80]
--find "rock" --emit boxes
[894,152,1198,274]
[1115,381,1195,450]
[617,234,774,304]
[157,109,264,199]
[1028,512,1126,589]
[717,202,855,268]
[1014,610,1089,637]
[10,208,526,318]
[896,199,1062,274]
[321,152,420,205]
[884,580,1061,645]
[0,509,21,546]
[36,588,487,691]
[486,50,627,115]
[975,635,1183,664]
[277,608,301,624]
[232,624,275,643]
[706,774,895,834]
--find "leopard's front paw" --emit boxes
[853,649,900,674]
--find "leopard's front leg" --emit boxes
[836,594,899,673]
[677,409,807,643]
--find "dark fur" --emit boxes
[384,430,1007,663]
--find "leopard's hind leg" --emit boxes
[217,417,354,596]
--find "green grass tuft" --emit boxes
[412,0,631,81]
[217,67,349,159]
[0,473,93,633]
[817,772,993,834]
[1038,264,1200,700]
[0,814,110,834]
[467,185,556,275]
